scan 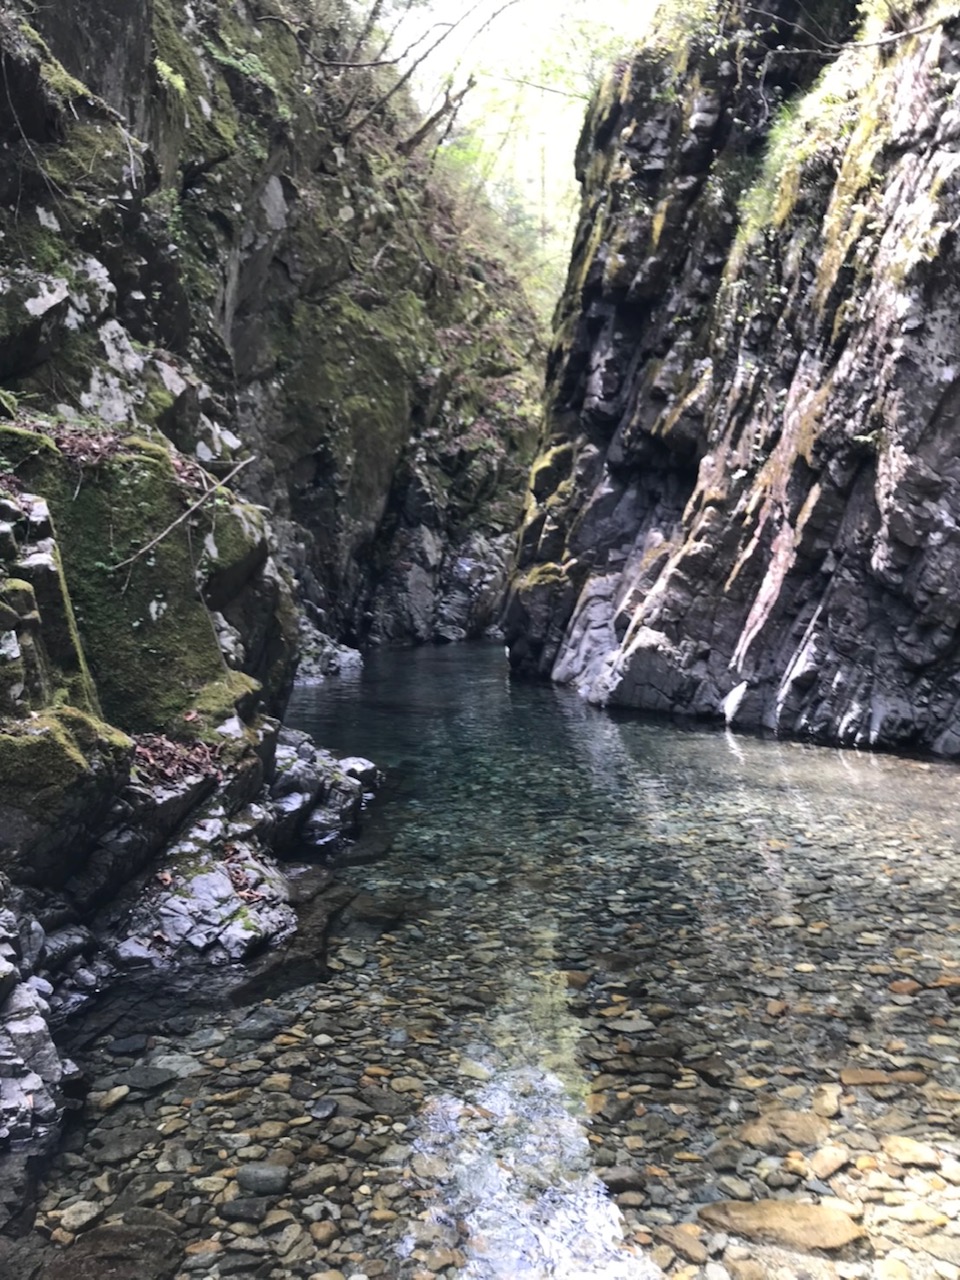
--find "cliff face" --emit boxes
[0,0,539,657]
[505,0,960,756]
[0,0,541,1055]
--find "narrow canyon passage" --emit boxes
[18,647,960,1280]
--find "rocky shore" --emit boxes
[0,711,378,1235]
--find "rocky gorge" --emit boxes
[0,0,539,1231]
[1,0,960,1277]
[2,646,958,1280]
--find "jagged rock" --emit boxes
[339,757,380,791]
[0,957,16,1005]
[295,622,362,684]
[505,1,960,757]
[104,835,295,968]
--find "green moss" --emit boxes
[530,444,574,501]
[0,706,130,820]
[36,120,129,196]
[1,578,38,616]
[517,562,571,591]
[14,330,100,406]
[119,434,172,462]
[283,291,425,523]
[56,702,131,756]
[154,57,187,98]
[152,0,240,163]
[0,216,67,275]
[19,22,95,104]
[0,423,58,460]
[136,376,177,429]
[179,669,260,742]
[6,431,230,734]
[202,37,280,96]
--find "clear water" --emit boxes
[283,642,960,1277]
[22,644,960,1279]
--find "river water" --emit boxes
[21,644,960,1279]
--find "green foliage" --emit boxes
[645,0,718,52]
[432,129,558,327]
[202,35,279,94]
[730,98,803,264]
[856,0,923,28]
[154,56,187,97]
[144,187,186,247]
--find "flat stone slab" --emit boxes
[698,1199,864,1250]
[37,1225,182,1280]
[881,1134,940,1167]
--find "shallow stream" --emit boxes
[21,644,960,1279]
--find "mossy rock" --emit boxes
[177,668,260,743]
[200,500,269,610]
[10,529,99,714]
[283,291,424,543]
[3,428,232,733]
[530,444,574,503]
[0,705,132,885]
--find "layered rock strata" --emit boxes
[505,0,960,755]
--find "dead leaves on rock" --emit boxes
[132,733,222,786]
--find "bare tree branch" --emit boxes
[399,74,475,155]
[749,4,952,53]
[482,71,590,101]
[109,457,254,573]
[345,0,496,140]
[349,0,386,62]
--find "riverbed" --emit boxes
[13,644,960,1280]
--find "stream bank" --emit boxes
[4,645,958,1280]
[0,0,542,1218]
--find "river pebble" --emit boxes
[12,652,960,1280]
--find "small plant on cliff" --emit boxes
[729,97,803,267]
[201,35,280,95]
[154,57,187,98]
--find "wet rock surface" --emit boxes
[0,715,377,1222]
[8,648,959,1280]
[505,3,960,757]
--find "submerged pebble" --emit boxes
[17,648,960,1280]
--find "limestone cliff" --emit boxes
[505,0,960,756]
